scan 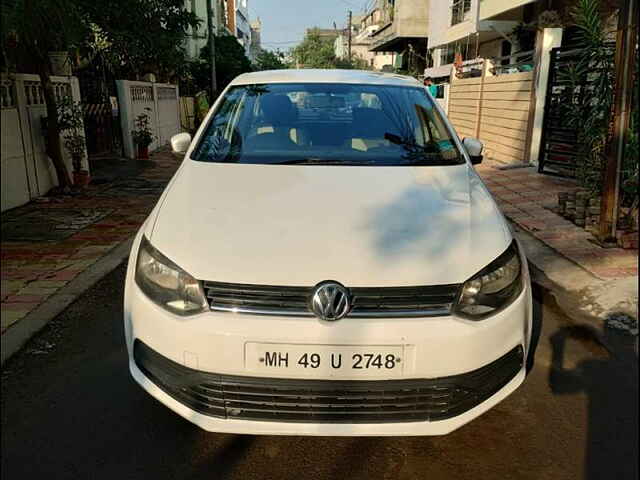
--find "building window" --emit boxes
[451,0,471,26]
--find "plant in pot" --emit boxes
[57,96,90,187]
[132,108,154,159]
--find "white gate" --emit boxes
[1,74,86,212]
[116,80,181,159]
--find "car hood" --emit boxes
[149,161,511,287]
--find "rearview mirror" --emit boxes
[462,137,483,165]
[171,132,192,156]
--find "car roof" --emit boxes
[230,69,421,88]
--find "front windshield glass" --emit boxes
[192,82,464,166]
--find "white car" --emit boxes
[124,69,532,436]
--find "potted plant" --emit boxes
[132,108,154,159]
[57,96,90,186]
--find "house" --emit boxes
[235,0,252,58]
[183,0,224,60]
[425,0,558,83]
[184,0,252,60]
[333,5,398,72]
[250,18,262,60]
[356,2,396,71]
[369,0,430,73]
[306,28,344,43]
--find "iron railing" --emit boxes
[489,50,536,75]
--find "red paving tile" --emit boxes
[1,149,181,333]
[478,159,637,280]
[2,302,39,312]
[591,267,639,278]
[3,294,49,304]
[44,270,83,281]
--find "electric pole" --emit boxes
[206,0,218,100]
[348,10,352,63]
[598,0,637,241]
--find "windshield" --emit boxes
[192,83,464,166]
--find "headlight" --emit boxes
[453,241,523,320]
[135,236,208,316]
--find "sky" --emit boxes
[252,0,372,51]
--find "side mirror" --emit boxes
[462,137,483,165]
[171,132,192,157]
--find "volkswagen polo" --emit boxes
[124,69,532,436]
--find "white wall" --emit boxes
[1,108,30,211]
[429,0,481,49]
[428,0,453,50]
[1,74,87,212]
[479,0,536,20]
[117,80,182,159]
[372,51,395,71]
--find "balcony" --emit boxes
[479,0,537,21]
[369,0,428,53]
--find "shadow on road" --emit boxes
[549,325,638,480]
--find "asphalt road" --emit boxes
[1,263,637,480]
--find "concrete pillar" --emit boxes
[527,28,563,165]
[116,80,135,159]
[443,83,450,114]
[474,59,493,138]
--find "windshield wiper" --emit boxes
[277,157,324,165]
[383,133,461,165]
[384,133,434,150]
[276,158,372,165]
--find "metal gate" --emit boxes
[76,54,123,156]
[537,47,584,177]
[82,102,121,155]
[538,45,614,177]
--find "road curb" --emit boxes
[512,223,638,347]
[1,237,134,366]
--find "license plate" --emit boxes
[245,343,404,378]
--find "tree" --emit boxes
[188,34,252,99]
[80,0,199,82]
[561,0,615,194]
[2,0,89,189]
[1,0,199,192]
[334,55,370,70]
[253,49,287,71]
[290,31,371,70]
[291,31,336,68]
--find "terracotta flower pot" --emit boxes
[137,145,150,160]
[73,170,91,187]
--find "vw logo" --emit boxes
[310,281,351,321]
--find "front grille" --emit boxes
[134,340,523,423]
[203,281,460,318]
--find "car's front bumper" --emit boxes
[129,352,526,436]
[124,253,532,435]
[132,338,524,430]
